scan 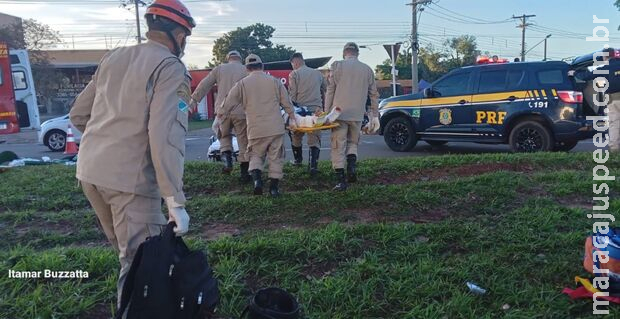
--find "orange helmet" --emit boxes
[146,0,196,34]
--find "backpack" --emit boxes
[116,223,219,319]
[583,227,620,293]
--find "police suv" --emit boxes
[379,57,598,152]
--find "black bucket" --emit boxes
[242,287,300,319]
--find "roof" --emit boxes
[34,49,109,67]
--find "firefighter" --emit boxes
[570,47,620,152]
[218,54,297,197]
[190,50,249,180]
[288,52,326,176]
[69,0,195,306]
[325,42,380,191]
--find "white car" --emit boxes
[38,115,82,152]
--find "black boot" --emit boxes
[333,169,347,191]
[309,147,320,177]
[269,178,280,198]
[251,169,263,195]
[239,162,251,183]
[346,154,357,183]
[292,146,303,166]
[222,151,233,174]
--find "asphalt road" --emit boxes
[0,129,598,162]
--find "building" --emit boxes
[35,49,108,116]
[0,12,24,46]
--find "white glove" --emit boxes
[189,98,198,113]
[212,116,222,138]
[165,197,189,236]
[367,115,380,134]
[567,70,576,77]
[288,115,298,130]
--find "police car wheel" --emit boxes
[425,140,448,146]
[509,121,554,153]
[384,117,417,152]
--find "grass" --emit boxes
[188,119,214,131]
[0,152,619,318]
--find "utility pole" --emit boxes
[407,0,431,93]
[134,0,142,44]
[512,14,536,62]
[122,0,146,44]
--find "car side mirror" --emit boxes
[423,87,434,98]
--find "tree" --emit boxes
[211,23,295,65]
[375,50,413,80]
[0,19,68,114]
[444,35,480,69]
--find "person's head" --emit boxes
[145,0,195,57]
[513,57,520,62]
[226,50,242,63]
[343,42,360,58]
[491,55,499,62]
[603,47,616,61]
[289,52,305,70]
[245,54,263,72]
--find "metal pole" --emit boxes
[391,45,397,97]
[512,14,536,62]
[411,2,419,93]
[135,0,142,44]
[544,38,548,61]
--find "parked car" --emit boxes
[379,55,603,153]
[38,114,81,152]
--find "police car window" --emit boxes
[9,54,20,65]
[12,71,27,90]
[507,70,527,89]
[478,70,507,93]
[433,72,471,97]
[537,70,564,85]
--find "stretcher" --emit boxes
[290,122,339,133]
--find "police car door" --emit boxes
[470,67,529,140]
[419,70,474,137]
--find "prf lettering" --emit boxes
[476,111,507,124]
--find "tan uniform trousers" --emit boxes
[291,106,321,148]
[331,120,361,169]
[219,116,249,162]
[248,134,285,179]
[81,182,167,305]
[609,95,620,152]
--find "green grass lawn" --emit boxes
[0,152,619,318]
[188,119,214,131]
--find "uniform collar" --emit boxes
[147,40,172,52]
[344,56,358,60]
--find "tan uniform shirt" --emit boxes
[70,41,190,205]
[191,61,247,117]
[220,71,295,139]
[288,65,326,108]
[325,56,380,121]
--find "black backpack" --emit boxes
[116,223,219,319]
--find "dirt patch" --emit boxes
[80,302,112,319]
[202,223,242,240]
[301,259,339,279]
[374,163,536,185]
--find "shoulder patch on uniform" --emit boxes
[178,99,189,113]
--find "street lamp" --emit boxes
[525,34,552,61]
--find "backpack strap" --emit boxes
[115,242,145,319]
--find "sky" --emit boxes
[0,0,619,69]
